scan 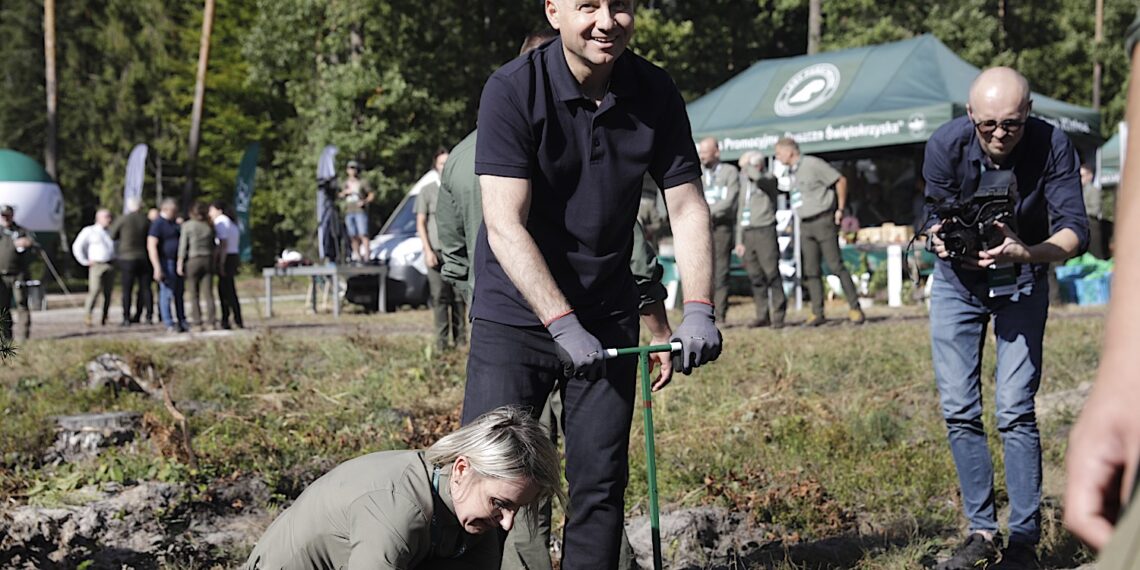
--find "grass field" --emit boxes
[0,300,1105,568]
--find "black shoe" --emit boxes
[220,321,232,330]
[748,318,770,328]
[993,542,1039,570]
[935,533,999,570]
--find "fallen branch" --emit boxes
[150,367,198,471]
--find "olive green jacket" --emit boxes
[244,450,496,570]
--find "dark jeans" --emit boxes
[463,315,638,570]
[741,225,786,324]
[712,223,734,322]
[117,258,153,322]
[427,261,466,349]
[0,273,30,341]
[1087,216,1113,260]
[800,213,859,315]
[218,254,243,327]
[158,259,187,329]
[185,256,216,327]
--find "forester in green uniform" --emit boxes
[244,407,563,570]
[0,204,33,341]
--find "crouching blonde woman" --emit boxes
[244,406,564,569]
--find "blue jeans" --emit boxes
[344,211,368,237]
[159,259,187,329]
[930,274,1048,545]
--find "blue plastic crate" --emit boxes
[1075,273,1112,306]
[1055,265,1094,304]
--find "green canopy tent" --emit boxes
[1098,129,1122,187]
[0,150,64,233]
[687,34,1102,160]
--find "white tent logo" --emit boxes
[774,63,841,117]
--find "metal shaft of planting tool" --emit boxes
[603,340,682,570]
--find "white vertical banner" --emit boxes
[122,144,148,213]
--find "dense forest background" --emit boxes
[1,0,1136,268]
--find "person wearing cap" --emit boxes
[72,208,117,327]
[243,406,564,570]
[735,151,787,328]
[0,204,33,342]
[339,160,374,263]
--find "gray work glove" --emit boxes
[670,302,723,375]
[547,312,606,381]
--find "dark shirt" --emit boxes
[0,223,31,275]
[473,37,701,326]
[148,216,181,263]
[923,115,1088,298]
[110,210,151,261]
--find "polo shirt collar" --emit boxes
[546,37,635,103]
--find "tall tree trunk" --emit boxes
[184,0,216,207]
[807,0,821,55]
[43,0,58,180]
[1093,0,1104,111]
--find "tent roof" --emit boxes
[0,150,53,183]
[687,35,1102,159]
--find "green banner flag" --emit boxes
[233,143,260,263]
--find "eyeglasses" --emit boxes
[973,118,1026,135]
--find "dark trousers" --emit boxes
[118,258,153,322]
[1088,216,1113,260]
[741,225,786,324]
[218,254,243,327]
[185,256,216,327]
[0,273,30,341]
[427,261,467,349]
[800,213,859,315]
[712,223,734,322]
[463,315,638,570]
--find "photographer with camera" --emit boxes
[924,67,1088,570]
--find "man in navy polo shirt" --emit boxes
[463,1,722,568]
[924,67,1087,570]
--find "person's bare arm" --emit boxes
[416,213,438,269]
[834,175,848,225]
[639,301,674,391]
[480,175,570,324]
[663,179,713,303]
[1063,42,1140,551]
[147,236,162,282]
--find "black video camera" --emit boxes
[933,170,1018,260]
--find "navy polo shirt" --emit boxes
[472,37,701,326]
[148,216,181,263]
[922,115,1089,298]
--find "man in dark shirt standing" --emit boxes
[110,197,153,326]
[463,2,722,568]
[924,67,1088,570]
[148,198,188,333]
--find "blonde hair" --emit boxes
[426,406,565,509]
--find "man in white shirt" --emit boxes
[209,201,243,329]
[72,208,116,326]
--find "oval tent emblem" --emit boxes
[774,63,841,117]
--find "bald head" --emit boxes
[967,67,1032,162]
[698,137,720,168]
[969,67,1030,110]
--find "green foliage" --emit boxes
[0,0,1133,269]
